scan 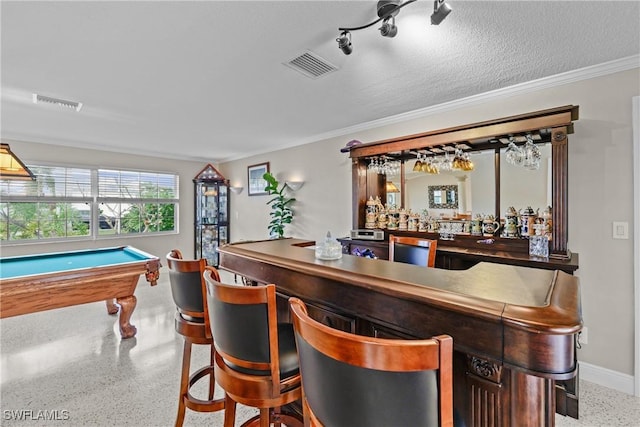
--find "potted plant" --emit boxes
[263,172,295,239]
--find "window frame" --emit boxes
[0,163,179,244]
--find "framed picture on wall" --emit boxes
[247,162,270,196]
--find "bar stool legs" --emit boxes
[175,337,224,427]
[222,395,236,427]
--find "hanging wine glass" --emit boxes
[462,152,474,171]
[522,134,541,170]
[452,148,463,170]
[440,152,453,172]
[505,138,523,166]
[413,158,423,171]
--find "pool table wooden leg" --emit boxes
[105,299,119,315]
[116,295,137,338]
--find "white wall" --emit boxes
[220,139,353,245]
[221,67,640,380]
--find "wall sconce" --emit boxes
[336,0,452,55]
[0,143,36,180]
[230,186,244,195]
[285,181,305,192]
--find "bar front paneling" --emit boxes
[219,238,582,427]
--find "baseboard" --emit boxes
[579,361,636,395]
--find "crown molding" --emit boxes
[287,54,640,150]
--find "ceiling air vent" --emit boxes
[284,51,338,79]
[32,94,82,112]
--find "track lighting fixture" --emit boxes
[379,17,398,37]
[431,0,452,25]
[336,0,452,55]
[336,31,353,55]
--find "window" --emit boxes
[97,169,178,235]
[0,165,178,242]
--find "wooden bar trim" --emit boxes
[550,127,569,257]
[349,106,578,159]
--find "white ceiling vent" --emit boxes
[284,51,338,79]
[32,94,82,112]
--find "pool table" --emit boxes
[0,246,160,338]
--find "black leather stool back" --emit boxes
[290,297,454,427]
[202,270,303,427]
[296,337,438,427]
[169,268,205,317]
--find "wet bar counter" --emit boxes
[218,238,582,427]
[338,236,580,274]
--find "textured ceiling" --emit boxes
[1,1,639,162]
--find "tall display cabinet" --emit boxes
[193,164,229,267]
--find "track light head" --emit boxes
[431,0,452,25]
[379,17,398,38]
[337,0,453,54]
[337,31,353,55]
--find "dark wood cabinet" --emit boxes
[276,291,356,333]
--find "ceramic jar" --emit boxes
[471,214,483,236]
[482,214,500,236]
[502,206,520,238]
[387,207,398,230]
[398,209,408,231]
[377,211,387,229]
[365,197,377,229]
[519,206,538,237]
[408,213,419,232]
[427,218,439,233]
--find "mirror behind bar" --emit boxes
[348,105,579,259]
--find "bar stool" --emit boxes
[166,249,225,427]
[203,269,303,427]
[289,297,454,427]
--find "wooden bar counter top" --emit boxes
[218,238,582,427]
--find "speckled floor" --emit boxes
[1,268,639,426]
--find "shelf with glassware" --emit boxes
[343,106,581,273]
[193,164,229,267]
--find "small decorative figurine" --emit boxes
[501,207,520,238]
